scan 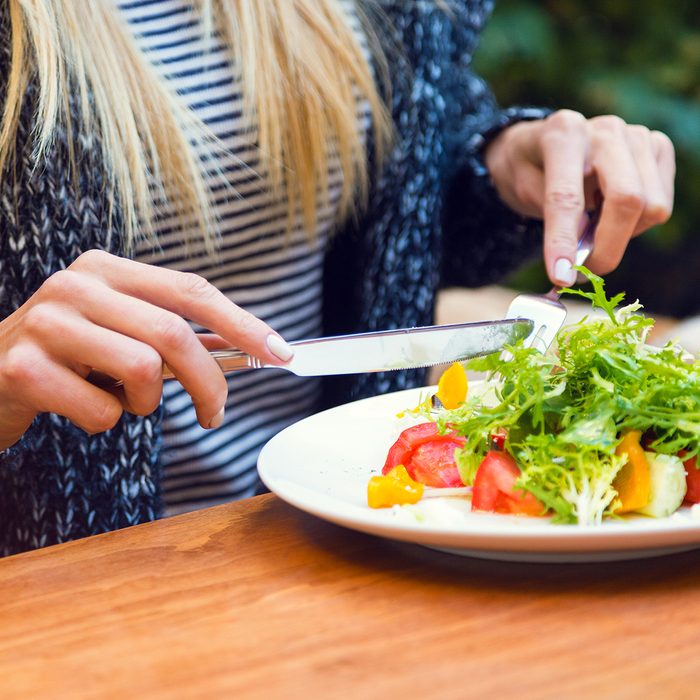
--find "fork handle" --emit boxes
[573,206,599,267]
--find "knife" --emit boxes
[158,319,533,379]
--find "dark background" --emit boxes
[475,0,700,318]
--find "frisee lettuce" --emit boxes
[435,267,700,525]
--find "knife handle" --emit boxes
[164,349,265,380]
[88,349,267,389]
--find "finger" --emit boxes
[77,287,229,428]
[539,111,589,285]
[625,126,673,234]
[44,316,164,418]
[650,130,676,209]
[197,333,235,351]
[33,270,228,428]
[69,251,293,365]
[586,117,645,274]
[1,344,123,435]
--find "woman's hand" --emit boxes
[0,250,294,450]
[484,110,676,285]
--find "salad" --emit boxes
[368,268,700,525]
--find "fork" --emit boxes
[505,208,599,353]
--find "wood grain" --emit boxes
[1,494,699,700]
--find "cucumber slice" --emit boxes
[636,452,687,518]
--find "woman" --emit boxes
[0,0,674,555]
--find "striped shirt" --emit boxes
[117,0,368,515]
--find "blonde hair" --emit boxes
[1,0,392,251]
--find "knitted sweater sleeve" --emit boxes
[0,25,164,555]
[437,1,550,288]
[321,1,550,405]
[441,76,547,287]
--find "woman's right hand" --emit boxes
[0,250,294,450]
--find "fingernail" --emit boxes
[266,334,294,362]
[553,258,577,286]
[208,407,225,429]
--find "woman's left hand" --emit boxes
[484,110,676,286]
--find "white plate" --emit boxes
[258,385,700,563]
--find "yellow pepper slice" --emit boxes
[397,362,469,417]
[367,465,425,508]
[436,361,468,409]
[613,430,651,513]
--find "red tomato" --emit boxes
[382,422,466,488]
[490,429,507,451]
[471,451,545,516]
[410,440,465,487]
[680,452,700,504]
[383,423,442,472]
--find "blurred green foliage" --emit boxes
[474,0,700,317]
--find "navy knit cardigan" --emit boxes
[0,0,546,555]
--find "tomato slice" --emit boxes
[410,440,465,487]
[383,423,439,473]
[680,452,700,504]
[471,451,545,516]
[382,422,466,487]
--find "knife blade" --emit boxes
[173,319,534,379]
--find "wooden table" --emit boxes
[1,494,699,699]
